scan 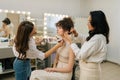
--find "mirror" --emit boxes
[72,17,89,35]
[44,13,88,38]
[0,9,31,47]
[0,9,31,39]
[43,13,68,38]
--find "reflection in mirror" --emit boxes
[44,13,89,38]
[0,9,31,39]
[0,9,31,47]
[43,13,89,43]
[33,18,44,36]
[43,13,68,38]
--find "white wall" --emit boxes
[0,0,81,18]
[80,0,120,64]
[1,0,119,64]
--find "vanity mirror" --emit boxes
[0,9,31,38]
[72,17,88,35]
[43,13,88,38]
[43,13,68,38]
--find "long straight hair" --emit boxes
[86,10,110,44]
[14,21,34,57]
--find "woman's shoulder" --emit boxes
[89,34,106,43]
[92,34,105,40]
[29,37,35,45]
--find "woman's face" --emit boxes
[56,26,64,36]
[87,16,94,31]
[30,26,37,37]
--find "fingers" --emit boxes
[35,37,43,44]
[70,28,78,35]
[57,39,64,47]
[18,53,26,59]
[44,68,55,72]
[70,27,75,33]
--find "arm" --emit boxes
[44,40,64,58]
[27,38,63,60]
[53,53,59,68]
[70,28,87,44]
[75,33,87,44]
[44,43,61,58]
[71,36,99,60]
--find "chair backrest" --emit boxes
[71,60,80,80]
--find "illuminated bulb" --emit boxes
[44,27,47,30]
[33,36,35,39]
[22,11,26,14]
[47,13,50,16]
[27,12,31,15]
[44,31,47,34]
[17,11,21,14]
[32,22,35,25]
[44,35,47,38]
[44,22,47,25]
[11,10,15,13]
[56,14,59,17]
[27,16,31,20]
[52,14,55,16]
[0,9,2,12]
[4,10,8,13]
[65,15,69,17]
[44,13,47,16]
[59,15,63,18]
[30,18,35,21]
[44,17,47,21]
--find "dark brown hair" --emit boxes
[2,18,11,25]
[86,10,110,44]
[14,21,34,58]
[56,17,74,32]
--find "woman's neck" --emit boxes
[3,25,7,29]
[61,35,69,43]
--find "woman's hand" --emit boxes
[70,28,78,37]
[35,37,43,45]
[56,39,64,47]
[44,68,56,72]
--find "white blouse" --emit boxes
[13,37,45,60]
[71,34,107,63]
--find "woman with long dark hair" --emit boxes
[13,21,62,80]
[30,17,75,80]
[64,10,110,80]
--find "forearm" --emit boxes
[44,44,59,58]
[53,62,57,68]
[53,67,72,73]
[53,58,58,68]
[70,43,81,59]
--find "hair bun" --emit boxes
[2,18,11,25]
